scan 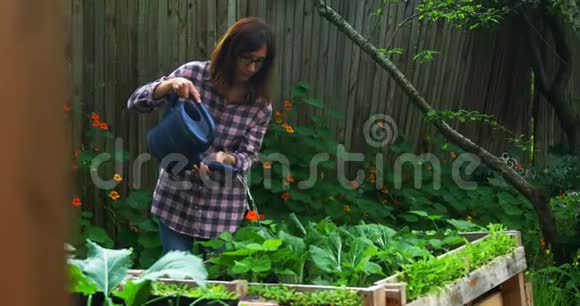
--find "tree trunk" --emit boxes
[314,0,559,254]
[525,8,579,154]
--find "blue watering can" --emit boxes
[147,93,239,175]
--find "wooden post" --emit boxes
[0,0,68,305]
[501,272,527,306]
[230,280,248,297]
[524,281,534,306]
[384,283,406,306]
[360,284,386,306]
[474,292,503,306]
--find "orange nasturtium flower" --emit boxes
[343,205,351,212]
[100,122,109,130]
[275,117,282,124]
[258,214,265,221]
[71,197,82,207]
[275,111,282,117]
[245,210,258,221]
[286,126,295,133]
[281,192,290,201]
[284,100,292,110]
[91,113,100,120]
[262,162,272,169]
[109,191,120,201]
[92,120,100,127]
[282,123,290,130]
[113,173,123,182]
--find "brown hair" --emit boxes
[210,17,276,103]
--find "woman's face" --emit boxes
[236,46,267,82]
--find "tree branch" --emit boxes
[314,0,557,248]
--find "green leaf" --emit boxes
[245,243,265,251]
[112,279,152,306]
[429,239,443,250]
[139,251,207,287]
[126,190,153,210]
[232,259,251,274]
[69,264,98,295]
[78,151,95,166]
[409,210,429,218]
[364,262,383,275]
[69,240,133,297]
[279,231,306,258]
[304,98,323,108]
[251,256,272,273]
[262,239,283,251]
[84,225,114,248]
[138,247,162,269]
[309,232,342,273]
[291,82,311,99]
[447,219,483,231]
[199,239,225,250]
[137,233,162,249]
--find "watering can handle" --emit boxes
[167,93,216,142]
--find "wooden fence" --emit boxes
[66,0,580,226]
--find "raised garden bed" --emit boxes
[375,231,530,306]
[128,230,530,306]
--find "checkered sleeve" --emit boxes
[232,103,272,174]
[127,62,201,113]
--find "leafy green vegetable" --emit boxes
[69,264,98,295]
[69,240,133,303]
[400,225,518,300]
[249,285,362,306]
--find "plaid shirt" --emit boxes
[127,61,272,239]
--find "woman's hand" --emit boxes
[155,77,201,103]
[192,151,236,175]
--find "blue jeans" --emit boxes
[159,222,196,254]
[159,222,224,258]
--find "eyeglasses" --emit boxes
[238,54,266,67]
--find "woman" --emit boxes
[127,17,275,255]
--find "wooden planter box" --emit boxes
[128,269,387,306]
[374,231,530,306]
[244,282,387,306]
[128,231,530,306]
